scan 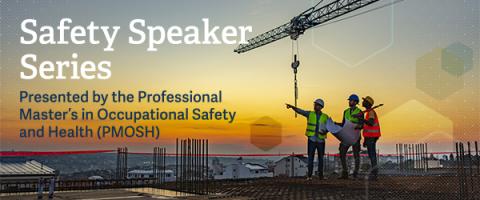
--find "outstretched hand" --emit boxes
[285,103,294,109]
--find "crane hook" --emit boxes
[291,54,300,72]
[292,54,299,118]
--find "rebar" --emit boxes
[476,141,479,189]
[467,142,474,198]
[456,142,462,200]
[396,144,399,170]
[176,138,178,192]
[425,143,429,171]
[116,147,128,180]
[175,138,209,195]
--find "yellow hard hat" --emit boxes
[363,96,374,105]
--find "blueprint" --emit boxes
[326,118,361,145]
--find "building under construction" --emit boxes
[1,0,479,199]
[0,140,479,200]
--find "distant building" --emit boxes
[214,158,273,179]
[420,159,442,169]
[379,155,397,164]
[412,158,442,169]
[127,169,175,182]
[427,159,442,168]
[0,160,55,182]
[211,157,224,177]
[88,176,104,180]
[274,155,308,177]
[0,159,56,192]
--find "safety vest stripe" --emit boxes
[363,110,381,137]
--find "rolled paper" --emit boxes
[327,118,360,145]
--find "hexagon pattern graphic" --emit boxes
[310,0,395,68]
[442,42,473,76]
[250,116,282,151]
[381,100,453,145]
[416,48,464,100]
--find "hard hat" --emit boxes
[348,94,359,102]
[314,99,324,107]
[363,96,374,105]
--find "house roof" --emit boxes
[244,163,267,170]
[0,160,55,177]
[88,176,104,180]
[128,169,174,174]
[294,155,308,163]
[275,155,308,164]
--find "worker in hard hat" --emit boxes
[360,96,381,181]
[286,98,329,181]
[337,94,363,179]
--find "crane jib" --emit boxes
[234,0,381,53]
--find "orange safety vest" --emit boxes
[363,110,381,138]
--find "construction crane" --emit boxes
[234,0,382,53]
[234,0,383,116]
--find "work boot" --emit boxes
[367,175,378,181]
[352,171,359,179]
[338,171,348,179]
[317,173,325,180]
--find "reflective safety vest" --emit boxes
[363,110,381,138]
[305,111,329,139]
[344,107,362,124]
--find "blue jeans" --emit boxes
[307,139,325,177]
[364,137,379,175]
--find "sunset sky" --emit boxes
[1,0,479,154]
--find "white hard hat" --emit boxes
[314,99,324,107]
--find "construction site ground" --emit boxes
[1,175,473,200]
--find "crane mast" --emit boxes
[234,0,380,54]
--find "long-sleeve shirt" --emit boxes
[292,107,326,143]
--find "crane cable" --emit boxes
[291,40,300,118]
